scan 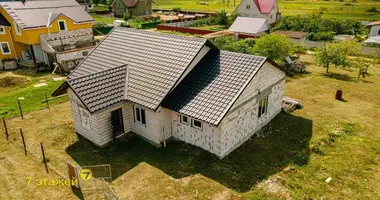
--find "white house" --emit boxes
[368,21,380,37]
[53,28,286,159]
[235,0,280,25]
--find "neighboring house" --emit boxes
[367,21,380,37]
[110,0,153,18]
[76,0,94,10]
[236,0,280,25]
[53,28,286,159]
[229,17,270,38]
[273,30,307,45]
[365,21,380,45]
[0,0,94,69]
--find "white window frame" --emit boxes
[192,119,203,130]
[246,4,250,9]
[134,106,146,125]
[180,115,189,125]
[0,26,5,35]
[58,20,67,31]
[0,42,11,55]
[258,96,269,118]
[14,22,21,35]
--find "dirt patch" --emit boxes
[0,72,31,87]
[256,176,290,199]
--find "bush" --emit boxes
[366,7,378,12]
[172,7,181,12]
[272,15,367,41]
[307,32,335,41]
[124,12,131,21]
[252,34,293,63]
[210,36,255,54]
[192,10,236,27]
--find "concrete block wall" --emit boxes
[219,62,285,158]
[171,111,222,156]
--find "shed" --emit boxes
[273,30,307,45]
[229,17,270,38]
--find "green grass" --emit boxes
[1,54,380,199]
[154,0,380,21]
[0,70,66,119]
[91,13,119,25]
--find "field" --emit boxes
[1,53,379,199]
[154,0,380,21]
[0,70,66,119]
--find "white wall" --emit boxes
[171,111,223,157]
[68,89,131,146]
[220,62,285,158]
[370,25,380,37]
[236,0,278,24]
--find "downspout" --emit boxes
[8,27,19,64]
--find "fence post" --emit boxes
[20,128,27,156]
[40,142,49,173]
[2,117,8,141]
[18,99,23,120]
[45,92,50,111]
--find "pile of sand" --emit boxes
[0,72,31,87]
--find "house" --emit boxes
[365,21,380,45]
[110,0,153,18]
[273,30,307,45]
[76,0,94,11]
[0,0,94,69]
[229,17,270,38]
[53,28,286,159]
[367,21,380,37]
[235,0,280,25]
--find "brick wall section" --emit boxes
[219,62,286,158]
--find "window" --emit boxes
[192,119,202,129]
[0,27,5,34]
[0,42,11,55]
[270,14,273,20]
[134,106,146,125]
[246,4,250,9]
[58,20,67,31]
[180,115,189,125]
[258,96,269,118]
[378,29,380,36]
[14,22,21,35]
[79,107,91,130]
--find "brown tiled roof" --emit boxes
[162,50,267,125]
[67,28,208,111]
[367,21,380,27]
[273,30,308,39]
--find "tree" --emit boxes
[316,40,360,73]
[215,10,229,26]
[251,34,293,63]
[93,0,99,5]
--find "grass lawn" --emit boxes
[0,70,67,119]
[154,0,380,21]
[0,53,379,199]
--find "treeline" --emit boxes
[272,15,368,41]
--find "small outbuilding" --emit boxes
[273,30,307,45]
[367,21,380,37]
[110,0,154,18]
[229,17,270,38]
[53,28,286,159]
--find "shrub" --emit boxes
[366,7,378,12]
[307,32,335,41]
[172,7,181,12]
[252,34,293,63]
[0,72,31,88]
[124,12,131,21]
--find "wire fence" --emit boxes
[2,115,119,200]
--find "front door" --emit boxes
[111,108,124,138]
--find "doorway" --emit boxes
[111,108,124,138]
